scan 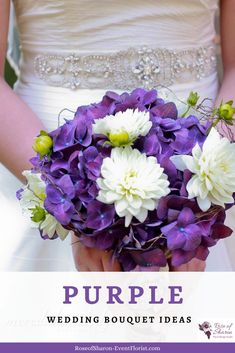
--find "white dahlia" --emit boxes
[19,170,69,240]
[96,147,170,227]
[170,128,235,211]
[19,170,46,211]
[40,214,69,240]
[92,109,152,146]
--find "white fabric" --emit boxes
[7,2,20,76]
[0,0,233,271]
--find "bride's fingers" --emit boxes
[133,265,160,272]
[72,242,104,271]
[171,258,206,272]
[71,232,121,271]
[102,251,122,272]
[78,265,90,272]
[79,256,104,271]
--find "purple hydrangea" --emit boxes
[161,207,202,252]
[44,175,75,225]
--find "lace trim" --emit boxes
[34,45,217,90]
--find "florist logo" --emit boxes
[199,321,233,340]
[199,321,212,339]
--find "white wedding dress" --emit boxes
[0,0,233,271]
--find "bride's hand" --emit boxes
[170,258,205,271]
[72,235,121,271]
[71,234,205,272]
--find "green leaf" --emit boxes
[30,206,46,223]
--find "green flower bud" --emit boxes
[108,131,130,146]
[33,130,53,157]
[30,205,46,223]
[218,101,235,124]
[187,91,200,107]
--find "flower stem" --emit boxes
[181,106,191,118]
[207,117,220,135]
[164,249,172,259]
[211,117,220,128]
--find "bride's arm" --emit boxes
[0,0,121,271]
[215,0,235,112]
[0,80,44,182]
[0,0,44,182]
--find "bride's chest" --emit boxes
[13,0,218,21]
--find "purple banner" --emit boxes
[0,343,234,353]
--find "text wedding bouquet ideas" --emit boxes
[17,88,235,271]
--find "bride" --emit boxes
[0,0,234,271]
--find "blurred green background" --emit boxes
[4,60,17,87]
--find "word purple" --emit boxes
[63,285,183,305]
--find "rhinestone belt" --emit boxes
[34,45,217,91]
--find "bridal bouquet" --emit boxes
[17,88,235,271]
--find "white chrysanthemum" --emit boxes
[40,214,69,240]
[96,147,170,227]
[92,109,152,146]
[19,170,69,240]
[19,171,46,212]
[170,128,235,211]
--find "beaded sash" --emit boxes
[34,45,217,90]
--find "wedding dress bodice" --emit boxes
[13,0,218,53]
[11,0,219,126]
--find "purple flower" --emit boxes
[211,223,233,239]
[40,232,59,240]
[130,248,167,267]
[101,88,161,115]
[171,244,210,267]
[171,115,207,154]
[44,175,75,225]
[85,201,115,230]
[118,246,167,271]
[118,252,137,271]
[80,220,125,250]
[74,116,92,147]
[50,159,68,173]
[16,188,24,200]
[157,148,177,183]
[151,102,178,120]
[143,133,161,156]
[76,101,112,120]
[157,195,197,221]
[171,248,196,267]
[68,151,82,178]
[195,245,210,261]
[180,115,208,136]
[51,120,76,152]
[80,147,103,181]
[171,128,195,154]
[161,207,201,251]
